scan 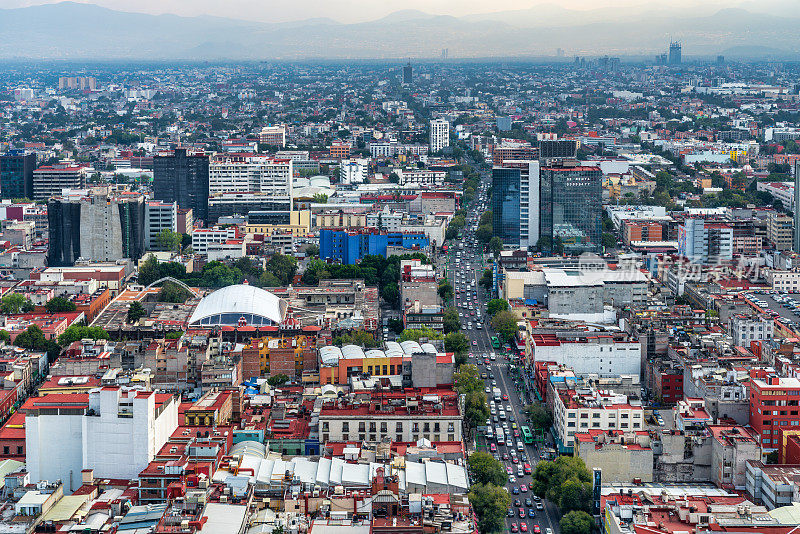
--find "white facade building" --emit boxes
[532,332,641,377]
[552,388,644,450]
[191,227,238,255]
[145,200,178,251]
[339,159,369,185]
[398,169,447,186]
[767,269,800,292]
[729,314,774,347]
[24,388,177,493]
[429,119,450,152]
[209,156,292,198]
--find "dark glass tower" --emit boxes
[0,151,36,200]
[491,167,521,246]
[540,164,602,253]
[153,148,209,222]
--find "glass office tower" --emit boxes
[540,164,602,253]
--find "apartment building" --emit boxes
[32,164,86,200]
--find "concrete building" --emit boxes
[748,372,800,452]
[259,125,286,147]
[767,212,793,251]
[574,430,653,483]
[191,227,240,255]
[530,331,641,377]
[710,425,760,490]
[767,269,800,292]
[47,194,145,266]
[729,314,774,347]
[209,154,293,198]
[144,200,178,251]
[678,219,733,264]
[339,159,369,185]
[745,460,800,509]
[492,161,540,248]
[32,164,86,200]
[429,119,450,152]
[23,388,177,492]
[153,148,209,222]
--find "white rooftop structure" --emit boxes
[188,284,288,327]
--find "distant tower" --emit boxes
[403,61,413,84]
[668,41,682,65]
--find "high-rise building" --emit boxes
[540,161,602,253]
[58,76,97,91]
[153,148,209,222]
[538,139,577,159]
[32,163,86,200]
[491,161,540,249]
[208,154,292,197]
[0,150,36,200]
[668,41,682,65]
[678,219,733,264]
[259,125,286,147]
[794,161,800,253]
[145,200,178,251]
[429,119,450,152]
[403,62,413,84]
[48,193,145,266]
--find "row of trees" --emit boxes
[1,293,82,315]
[5,323,111,362]
[137,255,298,291]
[467,451,510,533]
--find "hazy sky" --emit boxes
[0,0,726,23]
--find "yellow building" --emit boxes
[245,210,311,237]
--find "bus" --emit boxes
[491,336,501,349]
[521,426,534,444]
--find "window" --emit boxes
[396,422,403,432]
[380,422,387,433]
[359,422,366,432]
[341,422,349,432]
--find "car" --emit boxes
[502,452,509,461]
[513,430,521,438]
[532,526,540,534]
[502,394,509,401]
[528,508,536,518]
[533,495,541,502]
[520,524,528,533]
[480,372,487,379]
[506,466,513,475]
[545,529,553,534]
[512,486,520,494]
[490,443,497,452]
[485,387,491,394]
[514,499,522,507]
[511,422,518,429]
[509,415,516,423]
[524,498,532,507]
[511,455,519,464]
[484,358,490,365]
[536,502,544,510]
[520,484,528,493]
[509,474,516,483]
[510,523,519,533]
[508,509,515,518]
[472,340,477,346]
[518,508,525,518]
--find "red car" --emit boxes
[511,456,519,464]
[519,508,525,518]
[502,394,509,401]
[520,524,528,533]
[510,524,519,533]
[490,443,496,452]
[533,526,540,534]
[520,484,528,493]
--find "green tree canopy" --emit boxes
[399,327,444,342]
[0,293,34,315]
[560,510,594,534]
[45,297,77,313]
[489,236,503,257]
[267,374,290,386]
[524,403,553,430]
[532,456,592,513]
[14,325,61,360]
[127,301,146,323]
[437,279,454,302]
[156,228,182,252]
[486,299,509,317]
[157,281,192,303]
[465,390,490,429]
[468,483,511,534]
[467,451,507,486]
[333,330,378,348]
[443,307,460,334]
[57,325,110,346]
[491,310,519,341]
[445,332,470,365]
[455,364,483,393]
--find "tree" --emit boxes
[306,244,319,257]
[156,229,182,252]
[399,327,444,342]
[265,254,298,286]
[0,330,9,344]
[387,318,404,335]
[127,301,146,323]
[464,390,490,429]
[45,297,76,313]
[532,456,592,512]
[381,282,399,305]
[333,330,378,348]
[267,374,290,387]
[468,483,511,534]
[486,299,509,317]
[491,310,518,341]
[602,232,617,249]
[443,307,460,334]
[455,364,483,393]
[560,511,594,534]
[437,279,454,302]
[445,332,470,365]
[468,451,507,486]
[560,477,593,513]
[13,325,61,360]
[479,268,493,290]
[524,403,553,430]
[158,281,192,303]
[312,193,328,204]
[388,172,400,183]
[57,325,110,346]
[0,293,34,315]
[476,224,493,243]
[488,236,503,257]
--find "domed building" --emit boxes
[187,284,288,328]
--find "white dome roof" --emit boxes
[188,284,287,327]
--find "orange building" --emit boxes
[329,142,351,160]
[623,221,663,245]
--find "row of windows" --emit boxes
[322,421,455,433]
[322,433,456,443]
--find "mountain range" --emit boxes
[1,1,799,60]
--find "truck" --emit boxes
[492,387,502,402]
[496,427,505,445]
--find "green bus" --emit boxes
[521,426,534,444]
[491,336,501,349]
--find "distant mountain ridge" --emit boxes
[0,1,798,60]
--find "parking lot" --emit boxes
[742,291,800,332]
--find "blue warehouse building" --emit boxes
[319,228,429,264]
